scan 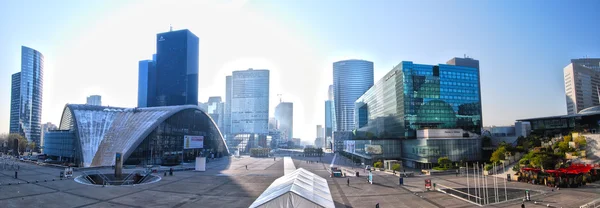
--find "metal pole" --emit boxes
[484,164,489,205]
[475,163,479,204]
[503,162,508,202]
[466,162,470,202]
[494,163,498,203]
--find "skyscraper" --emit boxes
[275,102,293,141]
[333,59,374,131]
[138,54,156,107]
[40,122,57,149]
[224,75,232,135]
[10,46,44,146]
[86,95,102,106]
[563,58,600,114]
[325,85,335,137]
[154,29,199,106]
[231,69,270,135]
[206,96,225,130]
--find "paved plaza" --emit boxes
[0,154,598,208]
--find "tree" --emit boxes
[7,133,27,155]
[438,157,451,169]
[574,136,587,149]
[28,141,36,151]
[392,163,401,172]
[490,146,507,163]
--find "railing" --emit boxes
[82,170,110,185]
[121,170,145,185]
[580,198,600,208]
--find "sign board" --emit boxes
[417,129,464,138]
[365,145,383,154]
[184,135,204,149]
[195,157,206,171]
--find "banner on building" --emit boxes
[184,135,204,149]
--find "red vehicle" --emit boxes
[425,179,432,191]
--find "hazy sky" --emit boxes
[1,0,599,141]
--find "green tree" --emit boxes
[392,163,401,172]
[7,133,27,155]
[28,141,36,151]
[574,136,587,149]
[373,161,383,168]
[490,146,507,163]
[438,157,451,169]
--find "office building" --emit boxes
[206,96,225,131]
[333,60,374,131]
[316,125,324,139]
[224,76,233,135]
[9,46,44,147]
[348,58,482,168]
[564,58,600,114]
[325,85,335,138]
[137,54,156,107]
[86,95,102,106]
[153,29,199,107]
[514,121,531,138]
[44,104,228,167]
[275,102,293,141]
[230,69,270,135]
[40,122,57,150]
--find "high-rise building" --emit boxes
[351,58,483,168]
[316,125,324,139]
[563,58,600,114]
[9,46,44,146]
[206,96,225,131]
[230,69,270,135]
[224,76,233,135]
[154,29,199,106]
[325,85,335,137]
[137,54,156,107]
[275,102,293,141]
[40,122,57,149]
[333,59,374,131]
[86,95,102,106]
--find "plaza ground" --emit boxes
[0,153,598,208]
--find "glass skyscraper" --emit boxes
[10,46,44,147]
[138,54,156,107]
[153,29,199,107]
[333,60,374,131]
[275,102,293,141]
[223,76,232,135]
[230,69,270,134]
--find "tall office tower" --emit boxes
[563,58,600,114]
[333,60,374,131]
[86,95,102,106]
[138,54,156,107]
[9,46,44,146]
[224,76,232,135]
[325,85,335,137]
[231,69,270,135]
[206,96,225,130]
[40,122,57,149]
[268,117,278,130]
[275,102,294,141]
[447,56,483,127]
[154,29,199,106]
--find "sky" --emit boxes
[1,0,599,142]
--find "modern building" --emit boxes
[564,58,600,115]
[206,96,225,130]
[141,29,199,107]
[43,104,228,167]
[137,54,156,107]
[292,138,301,147]
[347,58,483,167]
[40,122,57,150]
[517,105,600,136]
[333,60,374,131]
[515,121,531,138]
[223,76,233,135]
[333,131,352,152]
[275,102,293,141]
[10,46,44,147]
[325,85,335,138]
[86,95,102,106]
[316,125,324,139]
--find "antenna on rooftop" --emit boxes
[277,94,283,103]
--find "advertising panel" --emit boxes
[417,129,464,138]
[184,135,204,149]
[365,145,383,154]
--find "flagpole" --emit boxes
[475,162,479,204]
[466,162,470,202]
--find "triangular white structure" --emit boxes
[249,168,335,208]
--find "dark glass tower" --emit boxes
[138,54,156,107]
[153,29,199,106]
[10,46,44,147]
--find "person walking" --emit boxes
[375,202,380,208]
[347,178,350,186]
[245,165,248,170]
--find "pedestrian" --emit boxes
[375,202,380,208]
[521,202,525,208]
[347,178,350,186]
[245,165,248,170]
[274,157,276,161]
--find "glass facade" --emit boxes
[231,69,270,135]
[401,138,481,169]
[343,139,402,164]
[333,60,374,131]
[154,29,199,107]
[355,61,482,139]
[137,55,156,107]
[125,109,227,166]
[43,130,76,161]
[275,102,293,141]
[9,46,44,147]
